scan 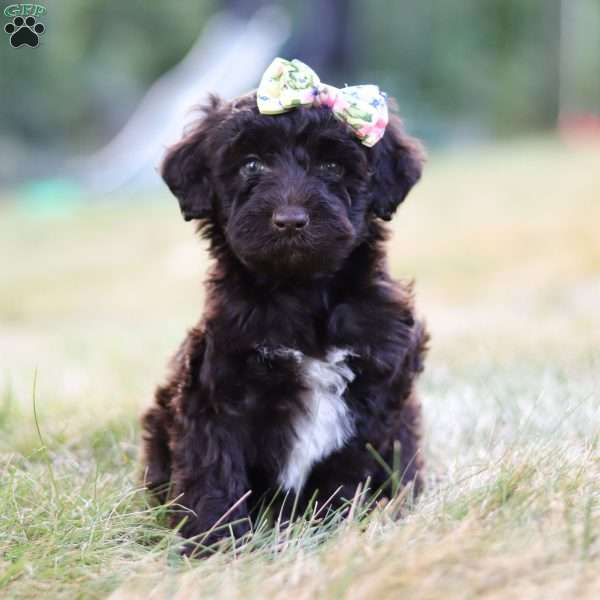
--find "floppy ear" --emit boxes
[369,114,425,221]
[161,98,223,221]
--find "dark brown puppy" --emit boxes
[141,92,428,552]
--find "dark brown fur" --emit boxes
[141,92,428,553]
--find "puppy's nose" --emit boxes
[272,206,309,231]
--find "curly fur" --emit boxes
[140,92,429,553]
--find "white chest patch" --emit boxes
[267,347,356,494]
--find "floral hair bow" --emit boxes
[257,57,389,147]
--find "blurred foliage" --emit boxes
[0,0,216,149]
[0,0,598,158]
[359,0,565,141]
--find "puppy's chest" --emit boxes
[258,346,357,493]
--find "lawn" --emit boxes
[1,138,599,599]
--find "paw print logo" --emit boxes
[4,15,45,48]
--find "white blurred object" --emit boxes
[76,6,290,193]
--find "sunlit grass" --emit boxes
[1,138,599,598]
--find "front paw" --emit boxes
[175,516,252,558]
[178,536,221,559]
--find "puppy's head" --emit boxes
[162,93,424,278]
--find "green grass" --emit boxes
[1,138,599,599]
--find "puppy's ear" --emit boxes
[369,114,425,221]
[161,98,223,221]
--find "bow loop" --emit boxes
[257,58,320,115]
[257,58,389,147]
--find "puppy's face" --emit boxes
[163,93,424,278]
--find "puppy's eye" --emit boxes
[317,161,344,178]
[240,158,266,177]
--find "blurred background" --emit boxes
[0,0,599,448]
[2,4,599,596]
[1,0,599,193]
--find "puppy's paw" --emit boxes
[175,516,252,559]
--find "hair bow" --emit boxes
[256,57,389,147]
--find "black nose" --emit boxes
[272,206,309,231]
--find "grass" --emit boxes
[1,137,599,599]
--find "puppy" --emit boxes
[141,82,428,552]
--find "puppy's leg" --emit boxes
[300,442,377,512]
[386,391,424,497]
[141,387,173,504]
[389,318,428,496]
[170,419,251,555]
[301,395,423,515]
